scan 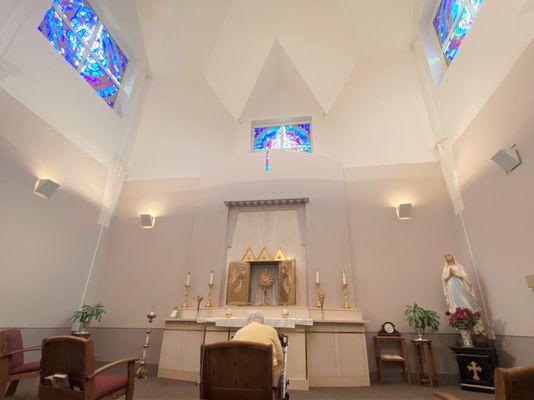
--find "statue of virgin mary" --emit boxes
[442,253,485,334]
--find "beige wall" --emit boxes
[344,162,463,332]
[0,89,107,327]
[93,177,199,328]
[454,40,534,338]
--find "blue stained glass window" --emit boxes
[91,26,129,83]
[433,0,483,64]
[253,121,312,153]
[80,57,119,107]
[38,0,128,109]
[69,3,99,42]
[38,8,85,68]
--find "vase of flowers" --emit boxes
[405,303,440,340]
[196,295,204,316]
[318,290,326,319]
[446,307,481,348]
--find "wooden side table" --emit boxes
[412,339,438,387]
[374,336,411,384]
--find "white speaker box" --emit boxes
[491,146,521,173]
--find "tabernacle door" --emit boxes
[278,259,297,305]
[226,261,250,305]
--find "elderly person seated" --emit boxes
[232,310,283,367]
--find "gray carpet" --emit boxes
[11,377,492,399]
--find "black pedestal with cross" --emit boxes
[450,346,499,394]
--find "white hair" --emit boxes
[247,310,265,324]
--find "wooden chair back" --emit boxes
[495,366,534,400]
[0,329,24,372]
[39,336,95,400]
[200,341,275,400]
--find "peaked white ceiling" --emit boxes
[135,0,414,120]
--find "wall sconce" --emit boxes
[140,214,156,229]
[34,178,60,199]
[396,203,412,220]
[526,275,534,292]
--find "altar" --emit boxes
[157,307,370,390]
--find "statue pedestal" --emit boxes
[157,307,370,390]
[450,346,499,394]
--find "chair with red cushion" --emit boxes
[38,336,137,400]
[0,329,41,398]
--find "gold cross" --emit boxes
[467,361,482,381]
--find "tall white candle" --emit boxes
[342,270,347,285]
[186,272,191,286]
[315,268,320,284]
[209,270,214,285]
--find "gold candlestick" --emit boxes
[342,283,351,309]
[315,282,322,308]
[181,284,191,308]
[136,311,157,379]
[205,283,214,307]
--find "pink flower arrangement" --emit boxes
[446,307,481,330]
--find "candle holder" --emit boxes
[315,282,322,308]
[342,283,351,310]
[181,284,191,308]
[205,283,214,308]
[136,311,157,379]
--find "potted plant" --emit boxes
[405,303,440,340]
[71,304,105,338]
[446,307,481,347]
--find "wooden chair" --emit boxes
[200,341,283,400]
[374,336,411,384]
[434,366,534,400]
[38,336,137,400]
[0,328,41,398]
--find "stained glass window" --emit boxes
[38,0,128,109]
[253,121,312,153]
[433,0,483,64]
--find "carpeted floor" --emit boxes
[11,377,493,399]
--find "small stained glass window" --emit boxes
[38,0,128,109]
[433,0,483,64]
[252,119,312,153]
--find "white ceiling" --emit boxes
[135,0,415,120]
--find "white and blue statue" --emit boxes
[442,253,485,335]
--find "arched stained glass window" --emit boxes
[253,120,312,153]
[38,0,128,109]
[433,0,484,64]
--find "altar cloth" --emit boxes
[197,317,313,328]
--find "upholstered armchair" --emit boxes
[0,328,41,398]
[38,336,137,400]
[200,341,283,400]
[434,366,534,400]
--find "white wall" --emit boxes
[328,51,437,167]
[0,89,107,327]
[454,40,534,338]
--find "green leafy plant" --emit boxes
[72,304,105,324]
[405,303,440,334]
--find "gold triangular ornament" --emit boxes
[241,248,256,262]
[273,248,287,261]
[257,247,272,261]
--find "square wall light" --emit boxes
[396,203,412,220]
[140,214,156,229]
[34,178,60,199]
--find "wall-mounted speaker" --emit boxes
[140,214,156,229]
[396,203,412,220]
[34,178,60,199]
[491,145,521,173]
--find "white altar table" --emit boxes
[157,307,370,390]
